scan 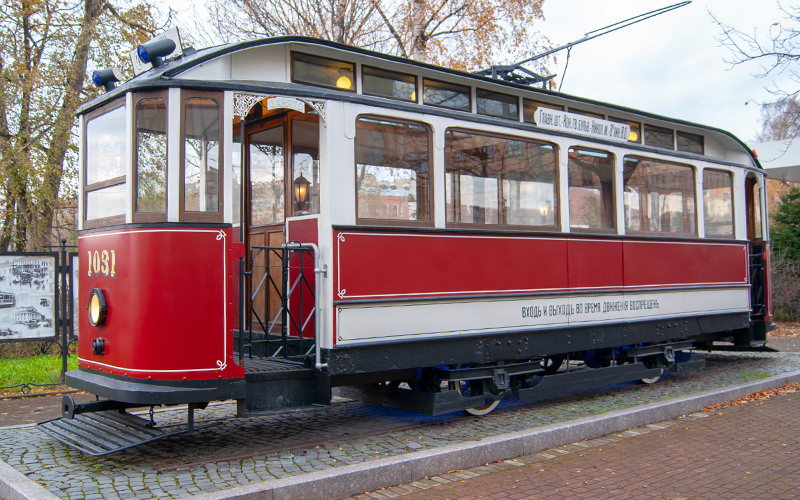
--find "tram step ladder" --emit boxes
[37,410,218,457]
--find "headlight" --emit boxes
[87,288,107,326]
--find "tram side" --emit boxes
[63,37,772,426]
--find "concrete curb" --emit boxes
[1,370,798,500]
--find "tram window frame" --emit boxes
[362,65,417,102]
[677,131,704,154]
[522,99,563,124]
[609,117,641,144]
[644,124,675,149]
[83,99,128,229]
[354,115,433,226]
[291,51,355,92]
[623,155,697,237]
[423,78,471,111]
[132,91,168,223]
[567,147,616,233]
[180,91,223,222]
[476,89,519,120]
[445,128,560,230]
[702,168,734,239]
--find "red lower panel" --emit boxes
[334,230,748,301]
[78,227,244,381]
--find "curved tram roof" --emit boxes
[79,36,763,172]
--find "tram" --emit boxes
[49,35,772,454]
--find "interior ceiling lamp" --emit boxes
[137,38,177,68]
[336,71,352,90]
[92,67,123,92]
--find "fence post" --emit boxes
[60,239,69,382]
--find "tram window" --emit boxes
[523,99,563,123]
[84,103,126,225]
[423,78,470,111]
[134,97,167,216]
[644,125,675,149]
[292,52,355,91]
[568,148,615,232]
[355,117,431,223]
[291,117,320,216]
[702,169,734,238]
[476,89,519,120]
[183,97,221,218]
[677,131,704,154]
[445,130,558,228]
[610,117,641,143]
[362,66,416,102]
[623,156,696,235]
[250,125,285,225]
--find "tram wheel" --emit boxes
[540,355,565,374]
[640,368,664,385]
[450,378,500,416]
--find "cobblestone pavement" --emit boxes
[343,388,800,500]
[0,350,799,499]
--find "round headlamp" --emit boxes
[87,288,107,326]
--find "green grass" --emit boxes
[737,370,770,381]
[0,354,78,392]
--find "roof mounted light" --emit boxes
[92,67,123,92]
[137,38,176,68]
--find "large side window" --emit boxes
[702,169,734,238]
[623,156,696,235]
[445,130,558,228]
[134,94,167,220]
[182,94,222,221]
[84,102,127,227]
[355,117,431,223]
[568,148,615,232]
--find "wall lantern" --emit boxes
[294,174,311,209]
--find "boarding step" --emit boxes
[37,410,217,457]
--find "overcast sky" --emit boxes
[540,0,794,144]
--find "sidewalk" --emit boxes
[346,387,800,500]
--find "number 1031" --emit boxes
[87,250,117,278]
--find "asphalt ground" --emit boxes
[0,332,798,500]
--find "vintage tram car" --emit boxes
[50,36,771,453]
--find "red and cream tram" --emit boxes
[54,35,772,453]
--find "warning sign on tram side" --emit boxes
[521,297,660,321]
[535,108,632,143]
[0,254,57,340]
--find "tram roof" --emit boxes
[79,36,763,171]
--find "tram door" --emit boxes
[745,173,766,320]
[244,108,320,333]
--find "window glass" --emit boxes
[703,169,733,238]
[523,99,563,123]
[644,125,674,149]
[677,131,704,154]
[86,105,126,185]
[291,117,320,216]
[135,98,167,213]
[249,126,285,225]
[293,52,354,91]
[446,130,557,227]
[749,174,763,241]
[86,184,126,221]
[362,66,416,101]
[623,156,696,235]
[355,117,430,222]
[232,129,242,230]
[568,148,615,231]
[476,89,518,119]
[423,78,470,110]
[184,98,220,213]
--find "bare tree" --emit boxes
[0,0,163,251]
